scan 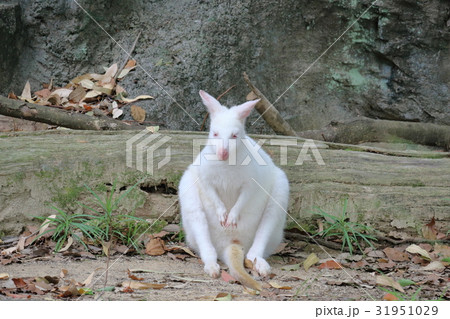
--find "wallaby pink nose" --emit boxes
[217,148,229,161]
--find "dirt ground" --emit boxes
[1,240,448,301]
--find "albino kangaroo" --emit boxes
[178,90,289,290]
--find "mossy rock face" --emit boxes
[0,130,449,236]
[1,0,449,133]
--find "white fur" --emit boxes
[179,90,289,278]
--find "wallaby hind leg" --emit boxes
[246,169,289,276]
[179,170,221,278]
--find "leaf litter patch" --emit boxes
[1,218,449,300]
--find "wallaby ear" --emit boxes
[234,99,260,120]
[199,90,224,116]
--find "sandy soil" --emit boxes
[0,247,390,301]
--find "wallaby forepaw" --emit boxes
[217,207,228,226]
[223,210,239,229]
[204,262,221,278]
[250,256,271,277]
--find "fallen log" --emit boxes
[0,95,141,130]
[0,130,449,238]
[298,118,450,151]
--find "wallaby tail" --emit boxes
[224,241,262,291]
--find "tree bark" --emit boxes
[298,118,450,151]
[243,72,297,137]
[0,95,142,130]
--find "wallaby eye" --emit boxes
[231,133,238,139]
[213,132,218,137]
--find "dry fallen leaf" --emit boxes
[117,65,136,79]
[376,275,405,293]
[121,281,165,290]
[421,261,445,271]
[120,95,153,103]
[12,278,28,289]
[406,244,431,260]
[303,253,319,271]
[166,245,196,257]
[350,260,369,269]
[20,80,32,100]
[1,246,17,256]
[246,91,258,101]
[99,63,118,85]
[383,293,399,301]
[318,260,343,269]
[146,126,160,133]
[34,277,53,291]
[58,283,81,297]
[68,85,86,103]
[145,237,166,256]
[60,269,68,278]
[83,90,103,100]
[434,244,450,258]
[70,73,94,85]
[421,217,438,240]
[58,236,73,252]
[383,247,409,262]
[127,269,144,281]
[221,270,236,284]
[82,271,96,286]
[124,59,136,69]
[17,236,26,251]
[79,79,95,90]
[131,105,146,123]
[214,292,232,301]
[38,214,57,235]
[268,281,292,290]
[112,108,123,119]
[377,259,396,270]
[51,88,73,99]
[34,88,51,99]
[0,273,9,280]
[8,91,18,99]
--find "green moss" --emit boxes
[411,181,426,188]
[51,179,84,209]
[34,168,62,179]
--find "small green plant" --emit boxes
[311,198,377,255]
[36,178,154,253]
[35,206,104,252]
[81,179,149,252]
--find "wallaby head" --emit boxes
[199,90,260,161]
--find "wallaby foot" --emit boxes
[247,255,271,277]
[204,262,221,278]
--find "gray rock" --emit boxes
[0,0,449,132]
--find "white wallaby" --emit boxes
[178,90,289,290]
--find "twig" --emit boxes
[285,232,350,252]
[114,31,141,81]
[374,234,450,245]
[200,85,237,131]
[0,231,39,249]
[286,231,450,252]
